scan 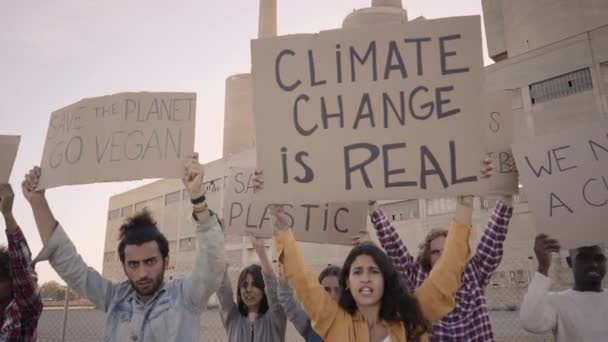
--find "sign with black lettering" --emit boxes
[223,167,367,245]
[252,16,487,202]
[483,90,518,194]
[0,135,20,183]
[39,92,196,189]
[512,121,608,249]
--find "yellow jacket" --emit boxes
[274,220,471,342]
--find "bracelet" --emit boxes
[192,202,209,214]
[191,193,206,205]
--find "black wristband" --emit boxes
[191,194,206,205]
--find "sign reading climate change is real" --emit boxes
[252,16,487,202]
[39,92,196,189]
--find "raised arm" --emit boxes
[414,196,472,324]
[414,159,494,323]
[254,171,340,339]
[274,225,340,339]
[0,184,42,321]
[519,234,560,334]
[368,201,419,290]
[470,196,513,287]
[181,153,225,313]
[216,265,237,328]
[22,168,116,311]
[251,235,285,320]
[277,278,311,336]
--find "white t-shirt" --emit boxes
[520,272,608,342]
[248,312,258,323]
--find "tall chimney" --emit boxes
[258,0,277,38]
[372,0,403,8]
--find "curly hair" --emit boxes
[117,209,169,264]
[338,242,428,341]
[416,228,448,272]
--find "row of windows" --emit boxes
[379,194,528,222]
[490,269,528,287]
[529,68,593,104]
[107,178,224,221]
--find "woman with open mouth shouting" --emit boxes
[253,159,494,342]
[216,234,287,342]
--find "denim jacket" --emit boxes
[33,213,224,342]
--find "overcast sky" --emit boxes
[0,0,491,284]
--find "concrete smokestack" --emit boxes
[372,0,403,8]
[258,0,277,38]
[343,0,408,28]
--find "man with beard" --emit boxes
[24,153,224,342]
[520,234,607,341]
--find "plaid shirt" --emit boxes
[0,227,43,342]
[370,201,513,342]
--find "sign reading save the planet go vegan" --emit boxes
[39,92,196,189]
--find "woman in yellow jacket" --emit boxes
[254,160,493,342]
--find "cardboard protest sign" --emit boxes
[0,135,20,183]
[252,16,487,202]
[223,167,367,245]
[512,121,608,249]
[39,92,196,189]
[482,90,518,194]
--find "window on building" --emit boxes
[480,197,499,210]
[120,205,133,218]
[516,269,528,285]
[165,191,181,206]
[169,240,177,254]
[134,201,147,212]
[204,178,222,193]
[426,197,457,216]
[530,68,593,104]
[179,237,196,252]
[108,209,120,221]
[515,183,529,204]
[380,200,420,221]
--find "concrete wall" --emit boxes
[500,0,608,57]
[485,26,608,140]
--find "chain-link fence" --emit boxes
[36,266,557,342]
[37,305,554,342]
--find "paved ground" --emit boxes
[37,308,553,341]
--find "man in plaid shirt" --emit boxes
[0,184,43,341]
[369,196,513,341]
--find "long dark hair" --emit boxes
[236,264,269,316]
[338,242,427,341]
